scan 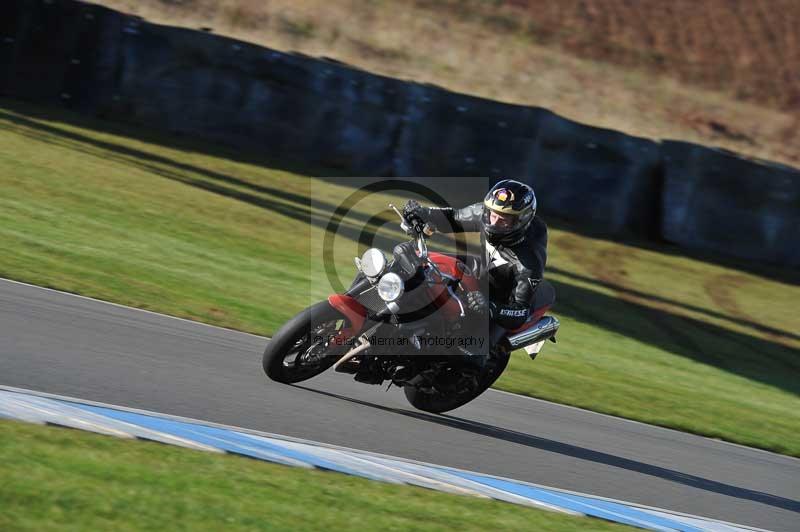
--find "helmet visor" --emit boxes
[482,207,519,236]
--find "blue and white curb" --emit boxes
[0,386,766,532]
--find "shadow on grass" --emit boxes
[1,97,798,286]
[0,107,386,228]
[548,266,800,344]
[541,216,800,287]
[549,279,800,395]
[3,98,799,393]
[292,385,800,513]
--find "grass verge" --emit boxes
[1,99,799,456]
[0,420,631,531]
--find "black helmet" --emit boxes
[482,179,537,246]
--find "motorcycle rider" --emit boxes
[403,179,547,337]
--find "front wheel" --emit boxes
[263,301,351,383]
[403,348,510,413]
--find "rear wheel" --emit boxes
[403,347,510,413]
[263,301,350,383]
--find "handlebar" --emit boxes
[388,203,463,315]
[389,203,432,259]
[389,202,446,276]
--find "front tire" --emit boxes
[263,301,350,384]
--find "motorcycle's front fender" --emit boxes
[327,294,368,340]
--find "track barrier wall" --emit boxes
[661,142,800,266]
[2,0,798,266]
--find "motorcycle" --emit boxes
[263,204,559,413]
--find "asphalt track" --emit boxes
[1,278,798,531]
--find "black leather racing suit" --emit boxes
[420,203,548,330]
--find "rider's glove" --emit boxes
[402,200,426,235]
[403,199,424,220]
[466,291,493,317]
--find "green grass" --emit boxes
[0,420,630,531]
[1,99,799,457]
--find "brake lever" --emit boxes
[388,203,405,222]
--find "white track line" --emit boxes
[0,385,773,532]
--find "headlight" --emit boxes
[377,272,404,302]
[360,248,387,278]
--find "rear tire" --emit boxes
[263,301,350,384]
[404,348,510,413]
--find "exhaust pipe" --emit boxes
[507,316,559,350]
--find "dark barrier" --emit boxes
[1,0,120,111]
[527,112,662,235]
[0,0,27,93]
[1,0,76,100]
[393,84,544,177]
[661,142,800,266]
[105,23,405,175]
[61,4,122,112]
